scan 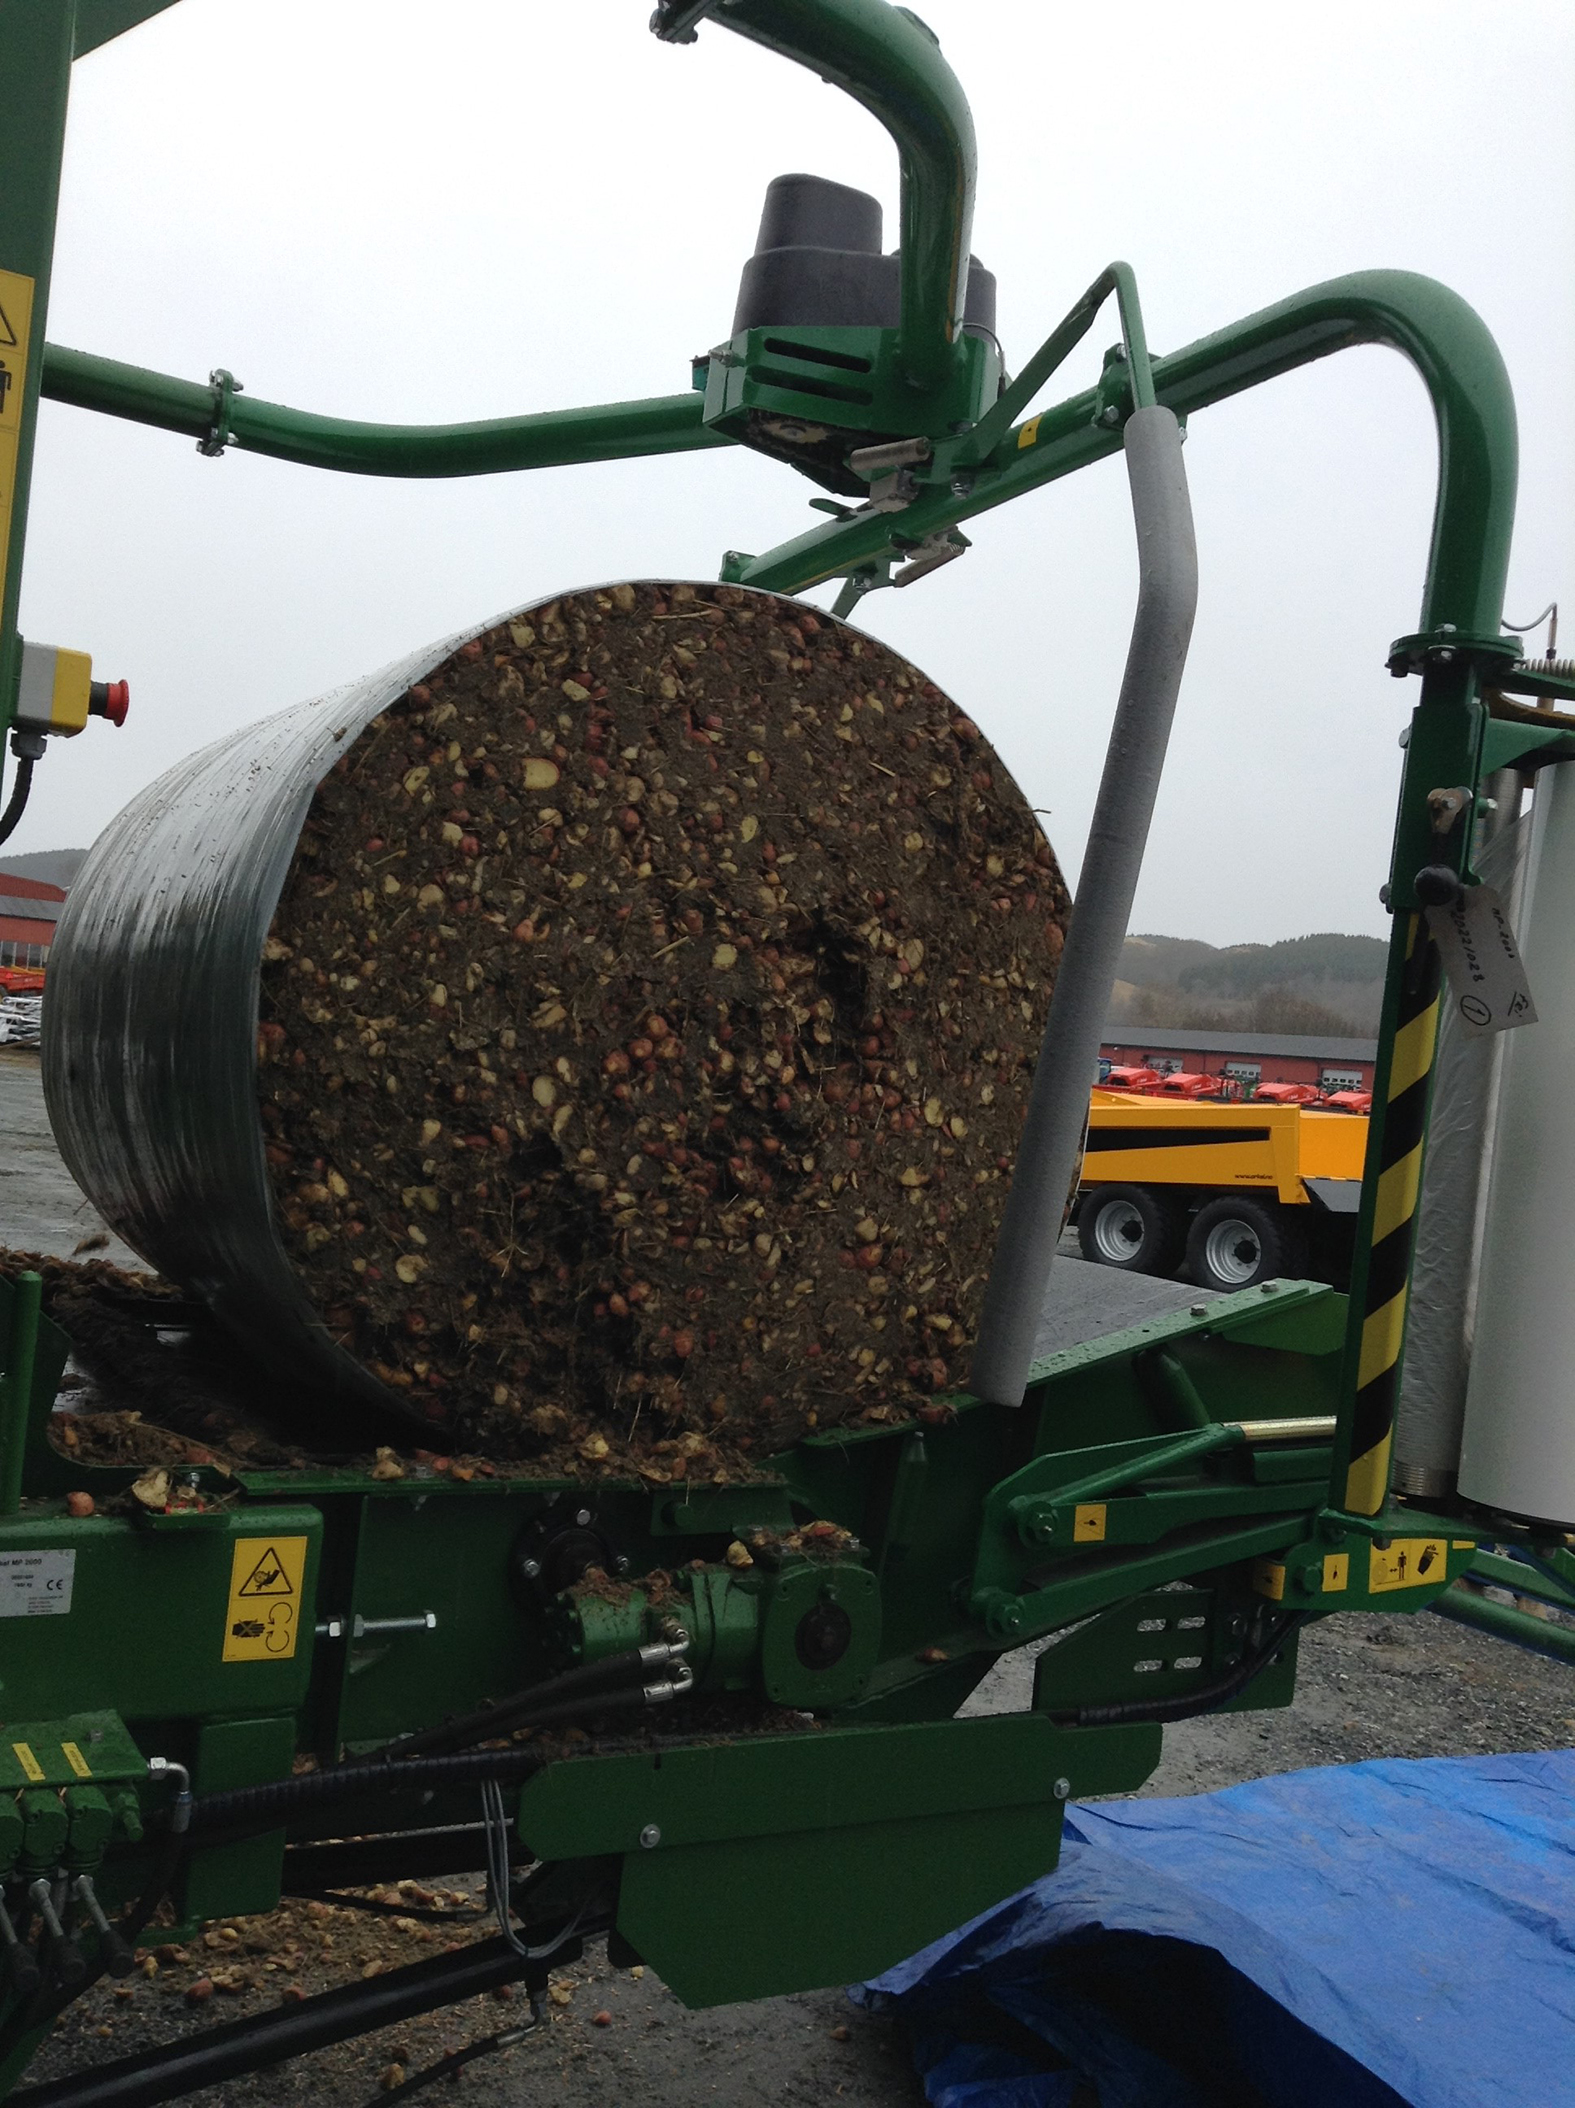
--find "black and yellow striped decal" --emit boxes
[1344,916,1441,1512]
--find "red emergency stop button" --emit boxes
[89,679,129,727]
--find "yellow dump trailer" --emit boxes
[1074,1090,1369,1291]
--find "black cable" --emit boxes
[189,1745,549,1832]
[0,756,34,849]
[366,2015,542,2105]
[1044,1610,1309,1728]
[187,1668,674,1856]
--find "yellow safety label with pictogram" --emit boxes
[222,1536,309,1663]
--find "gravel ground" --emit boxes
[5,1047,1570,2106]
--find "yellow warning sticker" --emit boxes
[0,267,36,617]
[1017,414,1042,450]
[1321,1553,1350,1593]
[1253,1559,1286,1602]
[1367,1537,1447,1594]
[1452,1539,1478,1550]
[1072,1503,1107,1543]
[222,1535,308,1663]
[61,1741,92,1780]
[11,1741,43,1784]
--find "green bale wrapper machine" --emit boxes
[1,2,1573,2099]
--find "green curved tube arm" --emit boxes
[39,343,731,478]
[744,269,1517,640]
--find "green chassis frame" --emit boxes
[0,0,1571,2095]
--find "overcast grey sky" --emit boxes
[15,0,1574,943]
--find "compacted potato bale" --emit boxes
[258,582,1068,1468]
[49,581,1069,1476]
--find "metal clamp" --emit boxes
[856,468,920,516]
[1386,625,1520,678]
[197,367,243,458]
[893,529,970,589]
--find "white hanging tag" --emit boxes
[1426,884,1538,1036]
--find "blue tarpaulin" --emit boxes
[860,1750,1575,2108]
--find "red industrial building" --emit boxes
[1099,1026,1377,1093]
[0,871,66,968]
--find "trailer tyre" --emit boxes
[1077,1184,1185,1276]
[1186,1195,1305,1291]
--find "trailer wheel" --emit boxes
[1186,1195,1305,1291]
[1077,1185,1185,1275]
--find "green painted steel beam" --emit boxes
[1432,1582,1575,1669]
[1467,1548,1575,1613]
[39,346,732,477]
[0,0,75,727]
[72,0,183,57]
[700,0,975,394]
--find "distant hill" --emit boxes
[0,849,88,890]
[1111,932,1387,1035]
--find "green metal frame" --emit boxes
[0,0,1561,2087]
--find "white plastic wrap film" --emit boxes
[1393,812,1525,1494]
[1460,766,1575,1522]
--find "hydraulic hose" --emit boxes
[1045,1610,1309,1729]
[372,1639,689,1761]
[188,1746,549,1833]
[0,755,34,848]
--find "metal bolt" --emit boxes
[1189,1303,1208,1318]
[1260,1282,1277,1294]
[1100,404,1121,426]
[950,474,974,498]
[639,1824,661,1850]
[520,1558,542,1579]
[574,1509,592,1528]
[615,1554,631,1574]
[1052,1777,1071,1800]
